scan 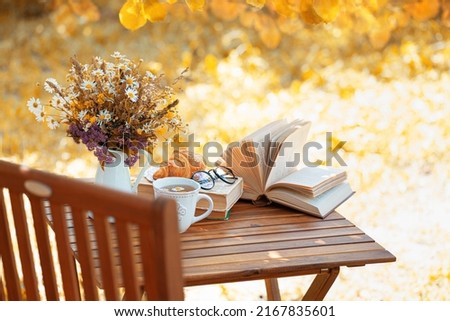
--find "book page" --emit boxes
[222,140,264,200]
[266,166,347,197]
[221,119,292,200]
[266,182,354,218]
[265,119,309,170]
[264,121,311,190]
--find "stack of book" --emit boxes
[219,119,354,218]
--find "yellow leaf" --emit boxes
[143,0,168,22]
[166,0,177,3]
[269,0,294,17]
[119,0,147,31]
[259,27,281,49]
[210,0,245,21]
[246,0,266,9]
[404,0,440,22]
[257,16,281,49]
[239,10,258,28]
[443,0,450,27]
[394,10,410,28]
[204,54,218,75]
[365,0,388,12]
[312,0,340,23]
[68,0,100,21]
[185,0,205,11]
[299,0,323,24]
[369,26,391,49]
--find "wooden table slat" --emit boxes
[194,210,344,229]
[183,250,396,286]
[182,242,385,268]
[182,226,365,250]
[183,234,374,259]
[181,219,355,241]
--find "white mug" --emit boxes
[153,177,214,233]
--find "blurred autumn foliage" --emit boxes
[1,0,450,300]
[117,0,450,49]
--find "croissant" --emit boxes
[153,150,206,179]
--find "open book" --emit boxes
[219,119,354,218]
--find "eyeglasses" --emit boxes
[191,166,237,190]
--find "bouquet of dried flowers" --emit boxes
[27,52,186,166]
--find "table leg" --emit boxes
[302,267,340,301]
[264,278,281,301]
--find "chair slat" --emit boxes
[28,196,59,300]
[71,208,98,300]
[0,190,22,300]
[51,203,81,300]
[156,201,184,300]
[115,219,140,300]
[141,200,184,301]
[92,213,119,300]
[0,160,184,301]
[139,224,158,300]
[8,192,40,300]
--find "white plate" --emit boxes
[144,166,160,183]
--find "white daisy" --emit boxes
[92,69,104,77]
[46,116,59,129]
[97,110,112,125]
[105,62,115,71]
[124,75,138,88]
[35,111,45,122]
[80,80,96,91]
[66,91,79,101]
[104,82,116,95]
[44,78,59,93]
[117,63,131,72]
[111,51,125,59]
[27,97,43,115]
[94,56,103,64]
[125,87,139,102]
[145,71,156,79]
[50,95,65,109]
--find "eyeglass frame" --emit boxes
[191,166,237,190]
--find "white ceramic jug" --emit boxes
[94,149,151,193]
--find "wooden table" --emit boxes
[181,201,395,300]
[48,200,395,301]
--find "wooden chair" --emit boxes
[0,160,184,301]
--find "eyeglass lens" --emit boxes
[191,171,214,190]
[211,167,236,184]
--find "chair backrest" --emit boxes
[0,160,184,301]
